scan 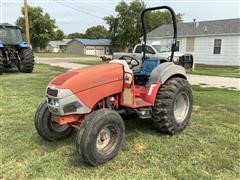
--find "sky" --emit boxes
[0,0,239,34]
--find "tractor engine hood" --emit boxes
[48,64,124,98]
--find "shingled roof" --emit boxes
[48,39,72,48]
[74,38,111,46]
[0,23,20,28]
[147,18,240,38]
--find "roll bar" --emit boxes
[141,6,177,62]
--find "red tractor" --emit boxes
[35,6,193,166]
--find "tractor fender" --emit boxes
[147,62,187,85]
[17,41,30,49]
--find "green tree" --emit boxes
[67,32,85,39]
[84,25,109,39]
[105,0,183,48]
[16,6,57,49]
[145,11,183,32]
[105,0,145,48]
[53,29,65,40]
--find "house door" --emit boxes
[186,37,195,52]
[95,46,105,55]
[86,46,95,55]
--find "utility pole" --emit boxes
[24,0,30,44]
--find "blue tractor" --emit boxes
[0,23,34,74]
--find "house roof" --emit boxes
[48,39,72,48]
[74,38,111,46]
[147,18,240,38]
[0,23,20,29]
[0,23,13,26]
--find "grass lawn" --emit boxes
[1,64,240,179]
[34,52,97,58]
[187,64,240,78]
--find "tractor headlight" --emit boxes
[48,97,60,107]
[54,100,60,107]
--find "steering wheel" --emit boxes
[119,55,140,69]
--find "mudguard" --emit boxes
[17,41,30,49]
[147,62,187,85]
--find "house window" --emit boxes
[213,39,221,54]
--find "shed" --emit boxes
[66,38,111,55]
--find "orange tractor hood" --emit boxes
[49,64,124,95]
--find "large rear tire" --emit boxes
[152,77,193,134]
[34,100,74,141]
[76,109,125,166]
[18,48,34,73]
[0,51,4,75]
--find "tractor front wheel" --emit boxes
[0,51,4,75]
[18,48,34,73]
[34,100,74,141]
[152,77,193,134]
[76,109,125,166]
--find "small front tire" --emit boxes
[34,100,74,141]
[76,109,125,166]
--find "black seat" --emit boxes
[134,59,161,85]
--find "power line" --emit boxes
[53,0,103,19]
[70,0,115,14]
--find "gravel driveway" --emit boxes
[38,58,239,90]
[187,74,239,90]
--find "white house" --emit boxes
[146,18,240,66]
[46,39,72,53]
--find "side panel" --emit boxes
[76,80,123,109]
[144,83,161,105]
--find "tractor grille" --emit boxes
[47,87,58,97]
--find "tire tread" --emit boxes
[152,77,193,134]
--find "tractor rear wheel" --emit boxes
[18,48,34,73]
[152,77,193,134]
[34,100,74,141]
[76,109,125,166]
[0,51,4,75]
